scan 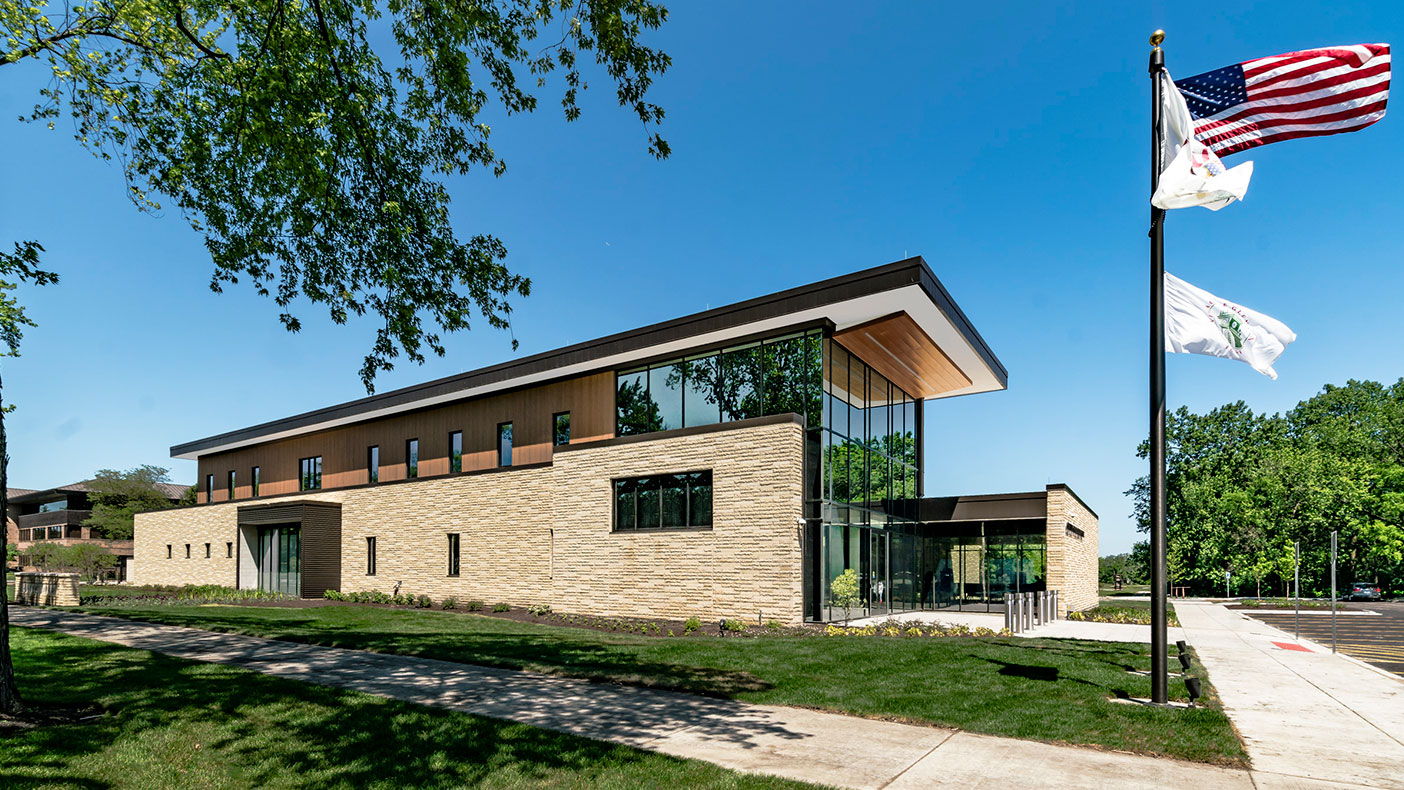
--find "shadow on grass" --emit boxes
[5,627,806,790]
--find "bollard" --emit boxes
[1033,591,1042,627]
[1023,592,1033,631]
[1052,590,1059,620]
[1004,593,1014,632]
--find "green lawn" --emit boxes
[1099,583,1151,597]
[75,602,1247,766]
[4,627,820,790]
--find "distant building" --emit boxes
[8,481,187,580]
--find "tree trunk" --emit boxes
[0,367,23,714]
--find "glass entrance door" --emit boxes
[869,530,889,617]
[256,525,301,597]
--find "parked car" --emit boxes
[1345,583,1382,602]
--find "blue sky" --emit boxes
[2,3,1402,554]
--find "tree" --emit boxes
[0,242,58,715]
[829,568,861,623]
[84,465,181,540]
[1,0,672,717]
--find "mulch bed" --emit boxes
[0,703,105,731]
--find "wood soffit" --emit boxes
[833,312,971,399]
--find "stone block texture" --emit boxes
[14,572,80,606]
[135,420,807,623]
[1044,484,1099,614]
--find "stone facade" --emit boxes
[135,418,808,624]
[1044,484,1099,615]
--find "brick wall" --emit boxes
[1044,484,1099,614]
[134,418,808,623]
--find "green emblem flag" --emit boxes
[1164,273,1297,379]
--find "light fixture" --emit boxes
[1185,677,1202,706]
[1176,640,1188,654]
[1178,653,1192,672]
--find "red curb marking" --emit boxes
[1272,641,1312,652]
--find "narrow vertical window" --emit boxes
[498,422,513,467]
[205,543,211,558]
[406,438,419,479]
[553,412,571,446]
[366,536,377,575]
[447,533,460,576]
[185,544,191,559]
[368,446,379,484]
[227,470,236,500]
[449,431,463,473]
[167,545,172,559]
[251,466,260,497]
[226,542,233,558]
[205,474,214,502]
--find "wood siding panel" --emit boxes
[198,372,615,503]
[833,311,971,399]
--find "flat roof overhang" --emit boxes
[172,256,1008,460]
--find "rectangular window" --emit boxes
[406,439,419,479]
[366,536,377,575]
[299,456,323,491]
[251,466,260,497]
[613,471,713,531]
[226,542,233,558]
[205,543,211,558]
[368,446,379,484]
[227,470,236,500]
[498,423,513,467]
[205,474,214,502]
[185,544,191,559]
[449,431,462,473]
[167,545,172,559]
[447,533,460,576]
[37,498,67,513]
[553,412,571,446]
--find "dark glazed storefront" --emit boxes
[236,501,342,599]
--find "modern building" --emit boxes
[7,481,187,580]
[134,258,1098,621]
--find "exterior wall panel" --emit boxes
[1045,485,1099,614]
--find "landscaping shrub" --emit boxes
[466,599,484,612]
[683,616,701,634]
[527,603,552,617]
[81,584,291,607]
[441,597,458,609]
[1067,606,1181,626]
[720,618,745,633]
[416,594,433,608]
[492,602,510,612]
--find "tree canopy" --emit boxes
[1,0,671,391]
[1127,379,1404,596]
[83,465,185,540]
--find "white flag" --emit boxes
[1165,273,1296,379]
[1151,71,1254,211]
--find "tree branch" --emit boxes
[174,11,230,60]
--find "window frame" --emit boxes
[227,470,236,500]
[405,438,419,479]
[205,543,211,558]
[552,412,571,446]
[184,544,191,559]
[298,456,323,491]
[251,466,260,497]
[367,445,380,484]
[226,542,233,558]
[612,470,714,532]
[449,430,463,473]
[366,536,377,576]
[447,533,460,577]
[205,474,214,502]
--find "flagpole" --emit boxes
[1148,29,1170,706]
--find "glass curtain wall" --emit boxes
[256,525,301,597]
[818,340,922,621]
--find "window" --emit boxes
[368,446,379,484]
[37,498,67,513]
[449,431,462,473]
[205,474,214,501]
[226,542,233,558]
[205,543,211,558]
[447,533,460,576]
[553,412,571,446]
[299,456,322,491]
[406,439,419,479]
[613,471,713,531]
[251,466,260,497]
[498,423,513,467]
[366,536,377,575]
[227,470,236,500]
[185,544,191,559]
[167,545,172,559]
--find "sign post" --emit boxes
[1331,531,1338,654]
[1225,569,1231,599]
[1294,540,1301,641]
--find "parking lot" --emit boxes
[1244,601,1404,677]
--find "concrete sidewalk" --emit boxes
[1176,601,1404,790]
[12,608,1252,790]
[846,609,1188,644]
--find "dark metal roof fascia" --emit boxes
[172,256,1003,458]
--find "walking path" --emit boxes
[1174,601,1404,790]
[846,609,1188,644]
[12,608,1252,790]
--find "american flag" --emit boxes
[1177,43,1390,157]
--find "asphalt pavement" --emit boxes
[1240,600,1404,677]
